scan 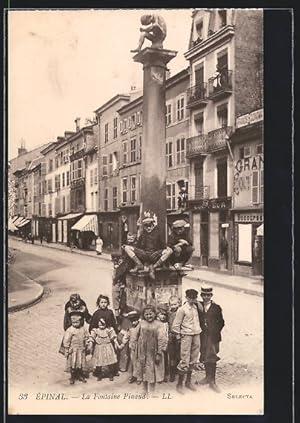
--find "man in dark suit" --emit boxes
[196,285,225,393]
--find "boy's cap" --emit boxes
[185,288,198,299]
[172,219,188,228]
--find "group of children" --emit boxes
[60,292,182,391]
[60,286,225,395]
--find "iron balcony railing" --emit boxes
[186,82,208,107]
[208,69,233,98]
[186,126,233,157]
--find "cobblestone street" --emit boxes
[8,238,263,414]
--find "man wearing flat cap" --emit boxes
[167,220,194,270]
[196,285,225,393]
[172,288,201,393]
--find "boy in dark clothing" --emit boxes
[168,220,194,270]
[123,213,172,280]
[167,295,181,382]
[196,285,225,393]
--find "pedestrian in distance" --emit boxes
[62,311,90,385]
[196,285,225,393]
[87,318,119,381]
[40,233,43,244]
[130,304,168,395]
[172,288,201,394]
[95,236,103,255]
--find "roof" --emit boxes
[27,156,44,171]
[117,95,143,114]
[40,142,57,155]
[94,94,130,115]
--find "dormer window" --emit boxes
[195,19,203,43]
[219,10,227,28]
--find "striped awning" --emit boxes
[71,214,98,235]
[57,213,83,220]
[8,218,18,232]
[18,219,31,228]
[14,217,26,227]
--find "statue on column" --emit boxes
[131,14,167,52]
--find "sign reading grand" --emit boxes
[236,109,263,128]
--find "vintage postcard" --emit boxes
[7,8,264,415]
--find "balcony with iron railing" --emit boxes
[186,126,233,158]
[208,69,233,101]
[186,82,208,109]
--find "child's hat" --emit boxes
[127,310,140,320]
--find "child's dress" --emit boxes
[130,320,168,383]
[63,325,89,372]
[128,324,140,378]
[90,327,118,367]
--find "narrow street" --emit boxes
[8,238,263,414]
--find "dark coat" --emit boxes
[136,227,165,252]
[198,301,225,343]
[89,308,118,333]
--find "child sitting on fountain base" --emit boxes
[123,212,172,280]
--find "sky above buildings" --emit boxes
[8,9,193,159]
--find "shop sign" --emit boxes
[191,197,232,211]
[234,213,263,223]
[236,109,263,128]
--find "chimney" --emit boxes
[75,117,81,132]
[18,147,27,157]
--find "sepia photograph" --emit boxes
[7,8,264,415]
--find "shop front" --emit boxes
[99,211,120,251]
[189,197,232,271]
[57,213,83,245]
[231,209,263,277]
[70,213,99,250]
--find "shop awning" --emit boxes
[256,224,264,236]
[18,219,31,228]
[14,217,26,227]
[8,218,18,232]
[57,213,83,220]
[71,214,98,235]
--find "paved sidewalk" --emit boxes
[8,267,44,312]
[9,236,263,297]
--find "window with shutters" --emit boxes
[113,187,118,210]
[48,203,52,217]
[252,170,259,204]
[66,171,70,186]
[113,117,118,138]
[49,159,53,172]
[166,183,176,210]
[217,159,227,197]
[176,96,185,121]
[104,188,108,211]
[102,155,108,176]
[123,141,128,165]
[48,179,53,193]
[62,173,65,188]
[131,176,136,202]
[55,175,61,191]
[176,137,186,165]
[166,103,172,126]
[130,138,137,163]
[77,160,83,178]
[166,141,173,168]
[122,178,128,203]
[105,123,109,143]
[260,170,264,204]
[217,103,228,128]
